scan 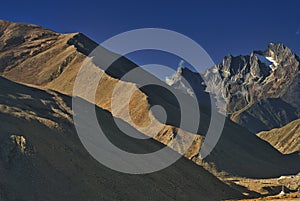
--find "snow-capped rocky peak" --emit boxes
[167,43,299,116]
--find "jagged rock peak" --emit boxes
[167,43,300,125]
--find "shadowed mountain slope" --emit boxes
[0,76,242,201]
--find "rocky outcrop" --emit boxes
[0,135,33,165]
[166,65,212,111]
[205,43,299,129]
[66,32,98,55]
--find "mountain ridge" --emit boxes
[0,20,299,180]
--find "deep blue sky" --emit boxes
[1,0,300,76]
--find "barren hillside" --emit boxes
[258,119,300,154]
[0,20,299,179]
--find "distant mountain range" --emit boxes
[168,43,300,136]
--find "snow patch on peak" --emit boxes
[254,53,271,65]
[254,53,278,70]
[265,56,279,69]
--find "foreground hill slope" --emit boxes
[0,76,242,201]
[0,20,299,179]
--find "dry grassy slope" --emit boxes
[0,20,203,159]
[258,119,300,154]
[0,20,65,84]
[1,20,300,179]
[0,76,242,201]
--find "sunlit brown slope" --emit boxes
[258,119,300,154]
[0,20,202,159]
[0,76,243,201]
[1,20,299,179]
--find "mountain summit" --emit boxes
[168,43,300,133]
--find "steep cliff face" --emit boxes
[168,43,300,133]
[205,43,299,120]
[229,44,300,132]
